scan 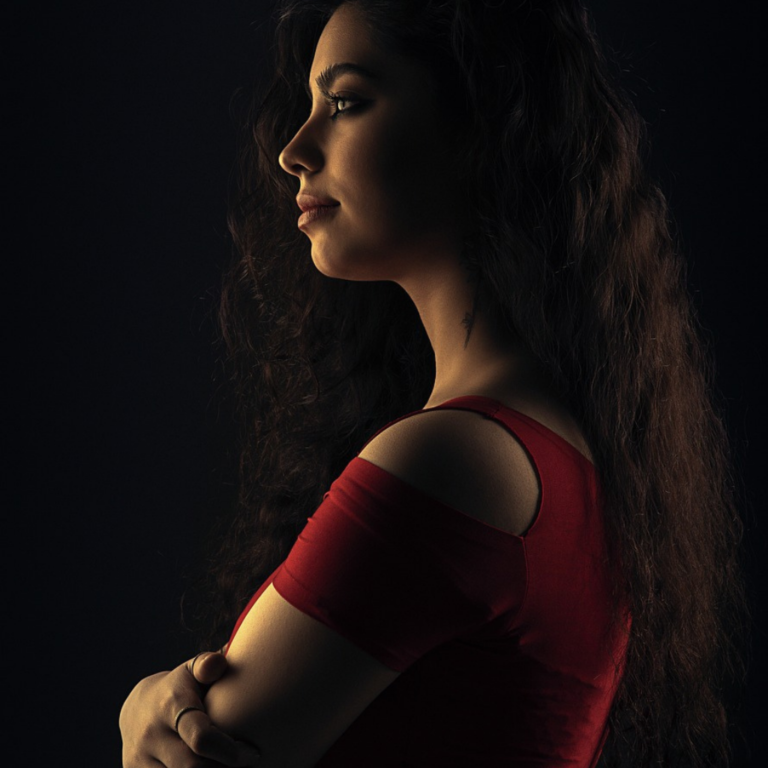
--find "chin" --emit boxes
[308,245,362,282]
[309,244,350,279]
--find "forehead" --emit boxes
[306,2,442,125]
[310,3,384,78]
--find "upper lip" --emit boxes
[296,193,340,212]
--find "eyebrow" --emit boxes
[305,62,380,98]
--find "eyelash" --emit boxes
[322,92,360,120]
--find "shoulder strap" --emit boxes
[356,395,594,472]
[355,395,500,457]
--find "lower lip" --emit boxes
[298,205,339,228]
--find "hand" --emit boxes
[120,650,261,767]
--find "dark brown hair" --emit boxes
[190,1,750,765]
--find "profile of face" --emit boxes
[278,2,468,284]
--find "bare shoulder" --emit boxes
[357,408,540,536]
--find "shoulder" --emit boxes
[357,408,540,536]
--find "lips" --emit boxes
[297,203,339,229]
[296,193,340,212]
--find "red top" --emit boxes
[225,396,630,767]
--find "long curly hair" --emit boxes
[189,1,750,765]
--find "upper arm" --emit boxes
[203,408,534,767]
[357,408,540,536]
[205,582,400,767]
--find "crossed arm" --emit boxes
[119,584,400,768]
[119,647,258,768]
[120,408,526,766]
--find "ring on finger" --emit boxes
[174,705,205,734]
[189,652,205,677]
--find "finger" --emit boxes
[176,709,261,767]
[162,663,206,728]
[189,652,229,686]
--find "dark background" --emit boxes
[10,0,765,764]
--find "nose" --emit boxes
[278,119,323,177]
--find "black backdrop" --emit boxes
[9,1,765,764]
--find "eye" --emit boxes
[323,93,361,120]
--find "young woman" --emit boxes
[120,1,748,766]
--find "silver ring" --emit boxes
[189,652,205,678]
[174,705,204,734]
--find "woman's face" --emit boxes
[278,2,468,283]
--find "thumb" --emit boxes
[191,651,229,685]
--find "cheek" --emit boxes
[311,106,463,281]
[353,119,450,243]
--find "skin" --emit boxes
[119,649,261,767]
[119,3,587,765]
[279,2,560,409]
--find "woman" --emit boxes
[120,1,748,766]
